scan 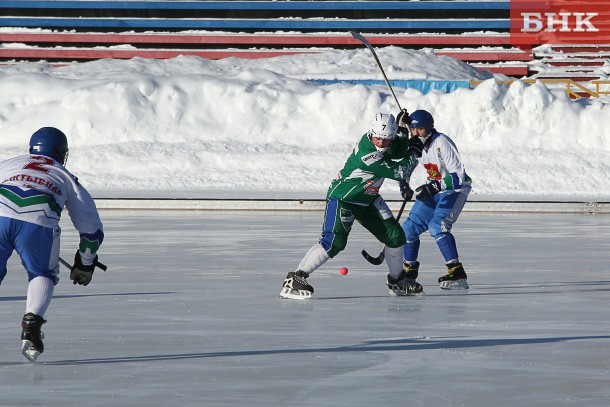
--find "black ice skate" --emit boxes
[387,261,424,296]
[279,270,314,300]
[21,313,46,362]
[438,262,469,290]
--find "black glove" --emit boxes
[70,251,97,286]
[407,136,423,158]
[415,180,442,201]
[396,109,411,133]
[399,179,413,201]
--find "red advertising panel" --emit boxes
[511,0,610,45]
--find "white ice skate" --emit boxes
[279,270,314,300]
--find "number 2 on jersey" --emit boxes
[24,156,55,174]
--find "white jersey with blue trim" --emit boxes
[0,154,103,233]
[420,131,472,194]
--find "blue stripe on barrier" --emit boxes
[0,1,510,11]
[309,79,472,94]
[0,18,510,30]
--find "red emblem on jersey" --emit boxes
[423,163,442,180]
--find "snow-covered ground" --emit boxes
[1,47,609,200]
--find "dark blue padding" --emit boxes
[0,17,510,30]
[0,1,510,11]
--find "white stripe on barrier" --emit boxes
[94,199,610,214]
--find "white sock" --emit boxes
[385,246,404,279]
[297,243,330,274]
[25,276,54,317]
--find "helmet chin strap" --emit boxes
[419,129,435,149]
[412,128,433,142]
[368,133,391,153]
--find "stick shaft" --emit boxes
[59,256,72,269]
[350,31,402,111]
[58,256,108,271]
[352,30,408,266]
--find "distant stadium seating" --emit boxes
[0,1,606,82]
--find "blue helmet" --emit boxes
[408,110,434,130]
[29,127,69,164]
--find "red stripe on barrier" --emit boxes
[435,50,533,61]
[0,48,318,59]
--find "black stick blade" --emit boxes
[361,249,385,265]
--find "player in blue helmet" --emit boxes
[398,109,472,291]
[29,127,69,165]
[0,127,105,362]
[407,109,434,130]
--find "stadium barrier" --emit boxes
[309,78,610,99]
[93,198,610,214]
[470,79,610,99]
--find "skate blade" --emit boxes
[279,287,312,300]
[21,340,41,362]
[388,289,425,297]
[439,279,469,290]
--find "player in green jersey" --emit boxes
[280,112,423,299]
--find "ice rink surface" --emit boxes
[1,210,609,407]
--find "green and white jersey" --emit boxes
[327,134,418,205]
[0,154,103,234]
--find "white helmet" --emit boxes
[368,113,398,140]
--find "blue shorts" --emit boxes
[402,190,467,239]
[0,217,60,285]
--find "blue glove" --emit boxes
[415,180,442,201]
[399,179,413,201]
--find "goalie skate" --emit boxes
[279,270,314,300]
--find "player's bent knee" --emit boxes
[384,227,406,248]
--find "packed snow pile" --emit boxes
[0,48,608,200]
